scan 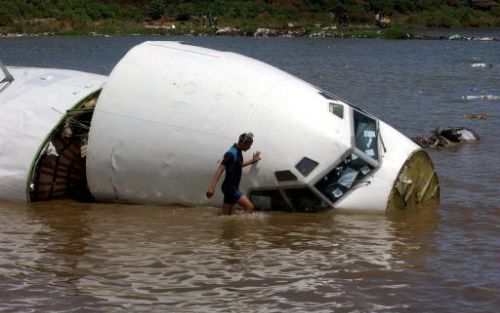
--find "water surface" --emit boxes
[0,36,499,312]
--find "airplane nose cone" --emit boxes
[387,150,440,210]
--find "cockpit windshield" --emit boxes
[354,110,379,160]
[314,154,374,203]
[248,105,381,211]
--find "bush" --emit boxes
[453,6,473,24]
[367,0,386,12]
[380,26,414,39]
[148,0,165,20]
[392,0,417,13]
[345,3,370,21]
[101,3,120,19]
[0,7,13,27]
[1,1,500,34]
[424,10,456,27]
[118,6,142,20]
[415,0,445,11]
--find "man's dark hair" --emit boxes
[238,132,254,144]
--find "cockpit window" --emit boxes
[284,188,329,213]
[249,188,328,213]
[354,110,379,160]
[329,102,344,118]
[250,189,290,211]
[314,154,374,203]
[295,157,319,177]
[275,170,297,182]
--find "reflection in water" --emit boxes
[30,201,91,280]
[0,201,103,311]
[0,201,446,313]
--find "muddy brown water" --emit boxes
[0,35,499,312]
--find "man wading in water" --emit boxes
[206,132,261,215]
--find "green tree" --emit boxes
[148,0,166,20]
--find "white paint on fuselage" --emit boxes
[0,42,424,212]
[0,67,106,201]
[86,42,421,212]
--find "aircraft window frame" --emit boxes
[248,186,330,213]
[329,102,344,119]
[352,109,380,163]
[314,153,374,204]
[318,89,371,116]
[283,187,330,213]
[295,157,319,177]
[275,170,297,182]
[248,188,292,212]
[0,61,14,93]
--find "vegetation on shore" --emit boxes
[1,1,499,38]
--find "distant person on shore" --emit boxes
[338,12,350,27]
[376,12,391,28]
[206,132,261,215]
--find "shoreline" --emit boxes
[1,28,498,41]
[2,1,499,41]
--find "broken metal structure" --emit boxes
[0,65,105,202]
[0,42,439,212]
[412,127,480,148]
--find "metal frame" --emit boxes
[0,61,14,93]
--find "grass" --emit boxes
[0,10,497,38]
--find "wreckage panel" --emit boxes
[387,150,440,210]
[30,92,101,202]
[0,128,40,201]
[87,41,352,206]
[31,139,90,201]
[0,67,105,202]
[333,121,423,212]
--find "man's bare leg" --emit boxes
[222,203,234,215]
[236,195,254,213]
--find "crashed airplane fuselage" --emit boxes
[0,41,439,213]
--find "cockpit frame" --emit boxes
[248,99,385,212]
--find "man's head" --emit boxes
[238,132,254,151]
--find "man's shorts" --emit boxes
[222,185,243,204]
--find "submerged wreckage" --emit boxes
[0,41,439,213]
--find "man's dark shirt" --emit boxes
[221,144,243,189]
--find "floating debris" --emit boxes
[412,127,479,148]
[448,34,463,40]
[473,37,494,41]
[254,28,278,37]
[462,95,500,101]
[471,63,492,68]
[463,114,488,120]
[215,27,241,36]
[446,34,498,41]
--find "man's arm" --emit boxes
[243,151,261,167]
[206,164,225,198]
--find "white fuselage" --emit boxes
[0,42,438,212]
[0,66,105,202]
